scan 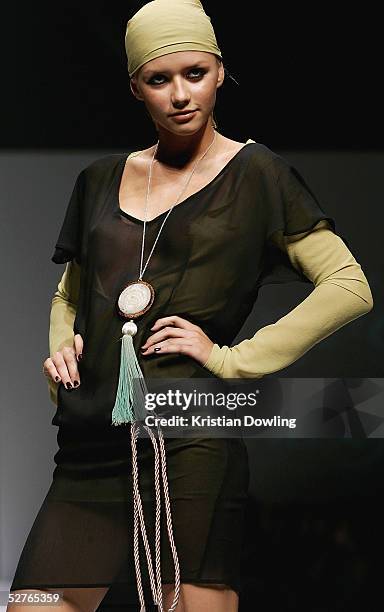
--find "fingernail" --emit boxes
[73,380,79,387]
[77,354,83,361]
[66,382,73,389]
[154,347,161,352]
[55,376,61,382]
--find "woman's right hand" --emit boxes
[43,333,84,389]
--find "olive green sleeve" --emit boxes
[47,259,81,405]
[203,225,374,378]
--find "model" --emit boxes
[8,1,373,611]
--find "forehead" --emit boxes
[140,51,214,76]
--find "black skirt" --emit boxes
[10,425,250,599]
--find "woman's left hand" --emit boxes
[140,315,214,366]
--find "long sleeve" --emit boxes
[47,259,81,405]
[202,225,374,378]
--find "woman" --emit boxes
[8,1,373,611]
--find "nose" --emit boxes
[170,76,191,109]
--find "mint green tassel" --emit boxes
[111,326,149,426]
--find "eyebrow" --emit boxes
[142,62,209,77]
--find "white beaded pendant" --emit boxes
[122,320,138,337]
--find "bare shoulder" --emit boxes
[127,146,152,164]
[219,135,247,151]
[130,135,246,157]
[125,135,248,174]
[123,147,151,178]
[217,136,249,161]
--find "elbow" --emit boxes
[354,294,374,320]
[353,267,375,314]
[319,268,374,316]
[361,280,374,313]
[363,293,374,314]
[350,285,374,317]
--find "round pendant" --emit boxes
[117,279,155,319]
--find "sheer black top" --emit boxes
[51,140,336,428]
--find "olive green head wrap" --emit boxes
[125,0,223,78]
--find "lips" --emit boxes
[170,110,197,116]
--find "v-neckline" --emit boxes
[116,139,255,225]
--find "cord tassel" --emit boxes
[112,322,149,425]
[111,322,180,609]
[131,422,181,612]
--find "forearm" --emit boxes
[203,228,373,378]
[48,260,80,404]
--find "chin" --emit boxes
[158,121,203,136]
[169,117,211,133]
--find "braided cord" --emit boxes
[131,421,181,611]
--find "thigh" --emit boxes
[62,587,110,612]
[10,496,133,590]
[162,582,239,612]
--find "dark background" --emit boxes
[2,1,382,150]
[2,3,384,611]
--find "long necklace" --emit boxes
[112,130,218,426]
[116,129,217,322]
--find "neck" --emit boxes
[155,123,218,169]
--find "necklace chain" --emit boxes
[138,130,217,280]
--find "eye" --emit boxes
[147,68,206,86]
[147,74,167,86]
[187,68,206,79]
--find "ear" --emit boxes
[216,61,225,89]
[130,77,143,101]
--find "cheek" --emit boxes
[145,92,170,115]
[194,78,217,101]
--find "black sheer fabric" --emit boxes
[11,433,249,598]
[49,141,338,428]
[11,141,338,598]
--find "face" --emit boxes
[130,51,224,134]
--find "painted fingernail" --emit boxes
[55,376,61,382]
[66,382,73,389]
[154,347,161,352]
[73,380,79,387]
[77,354,83,360]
